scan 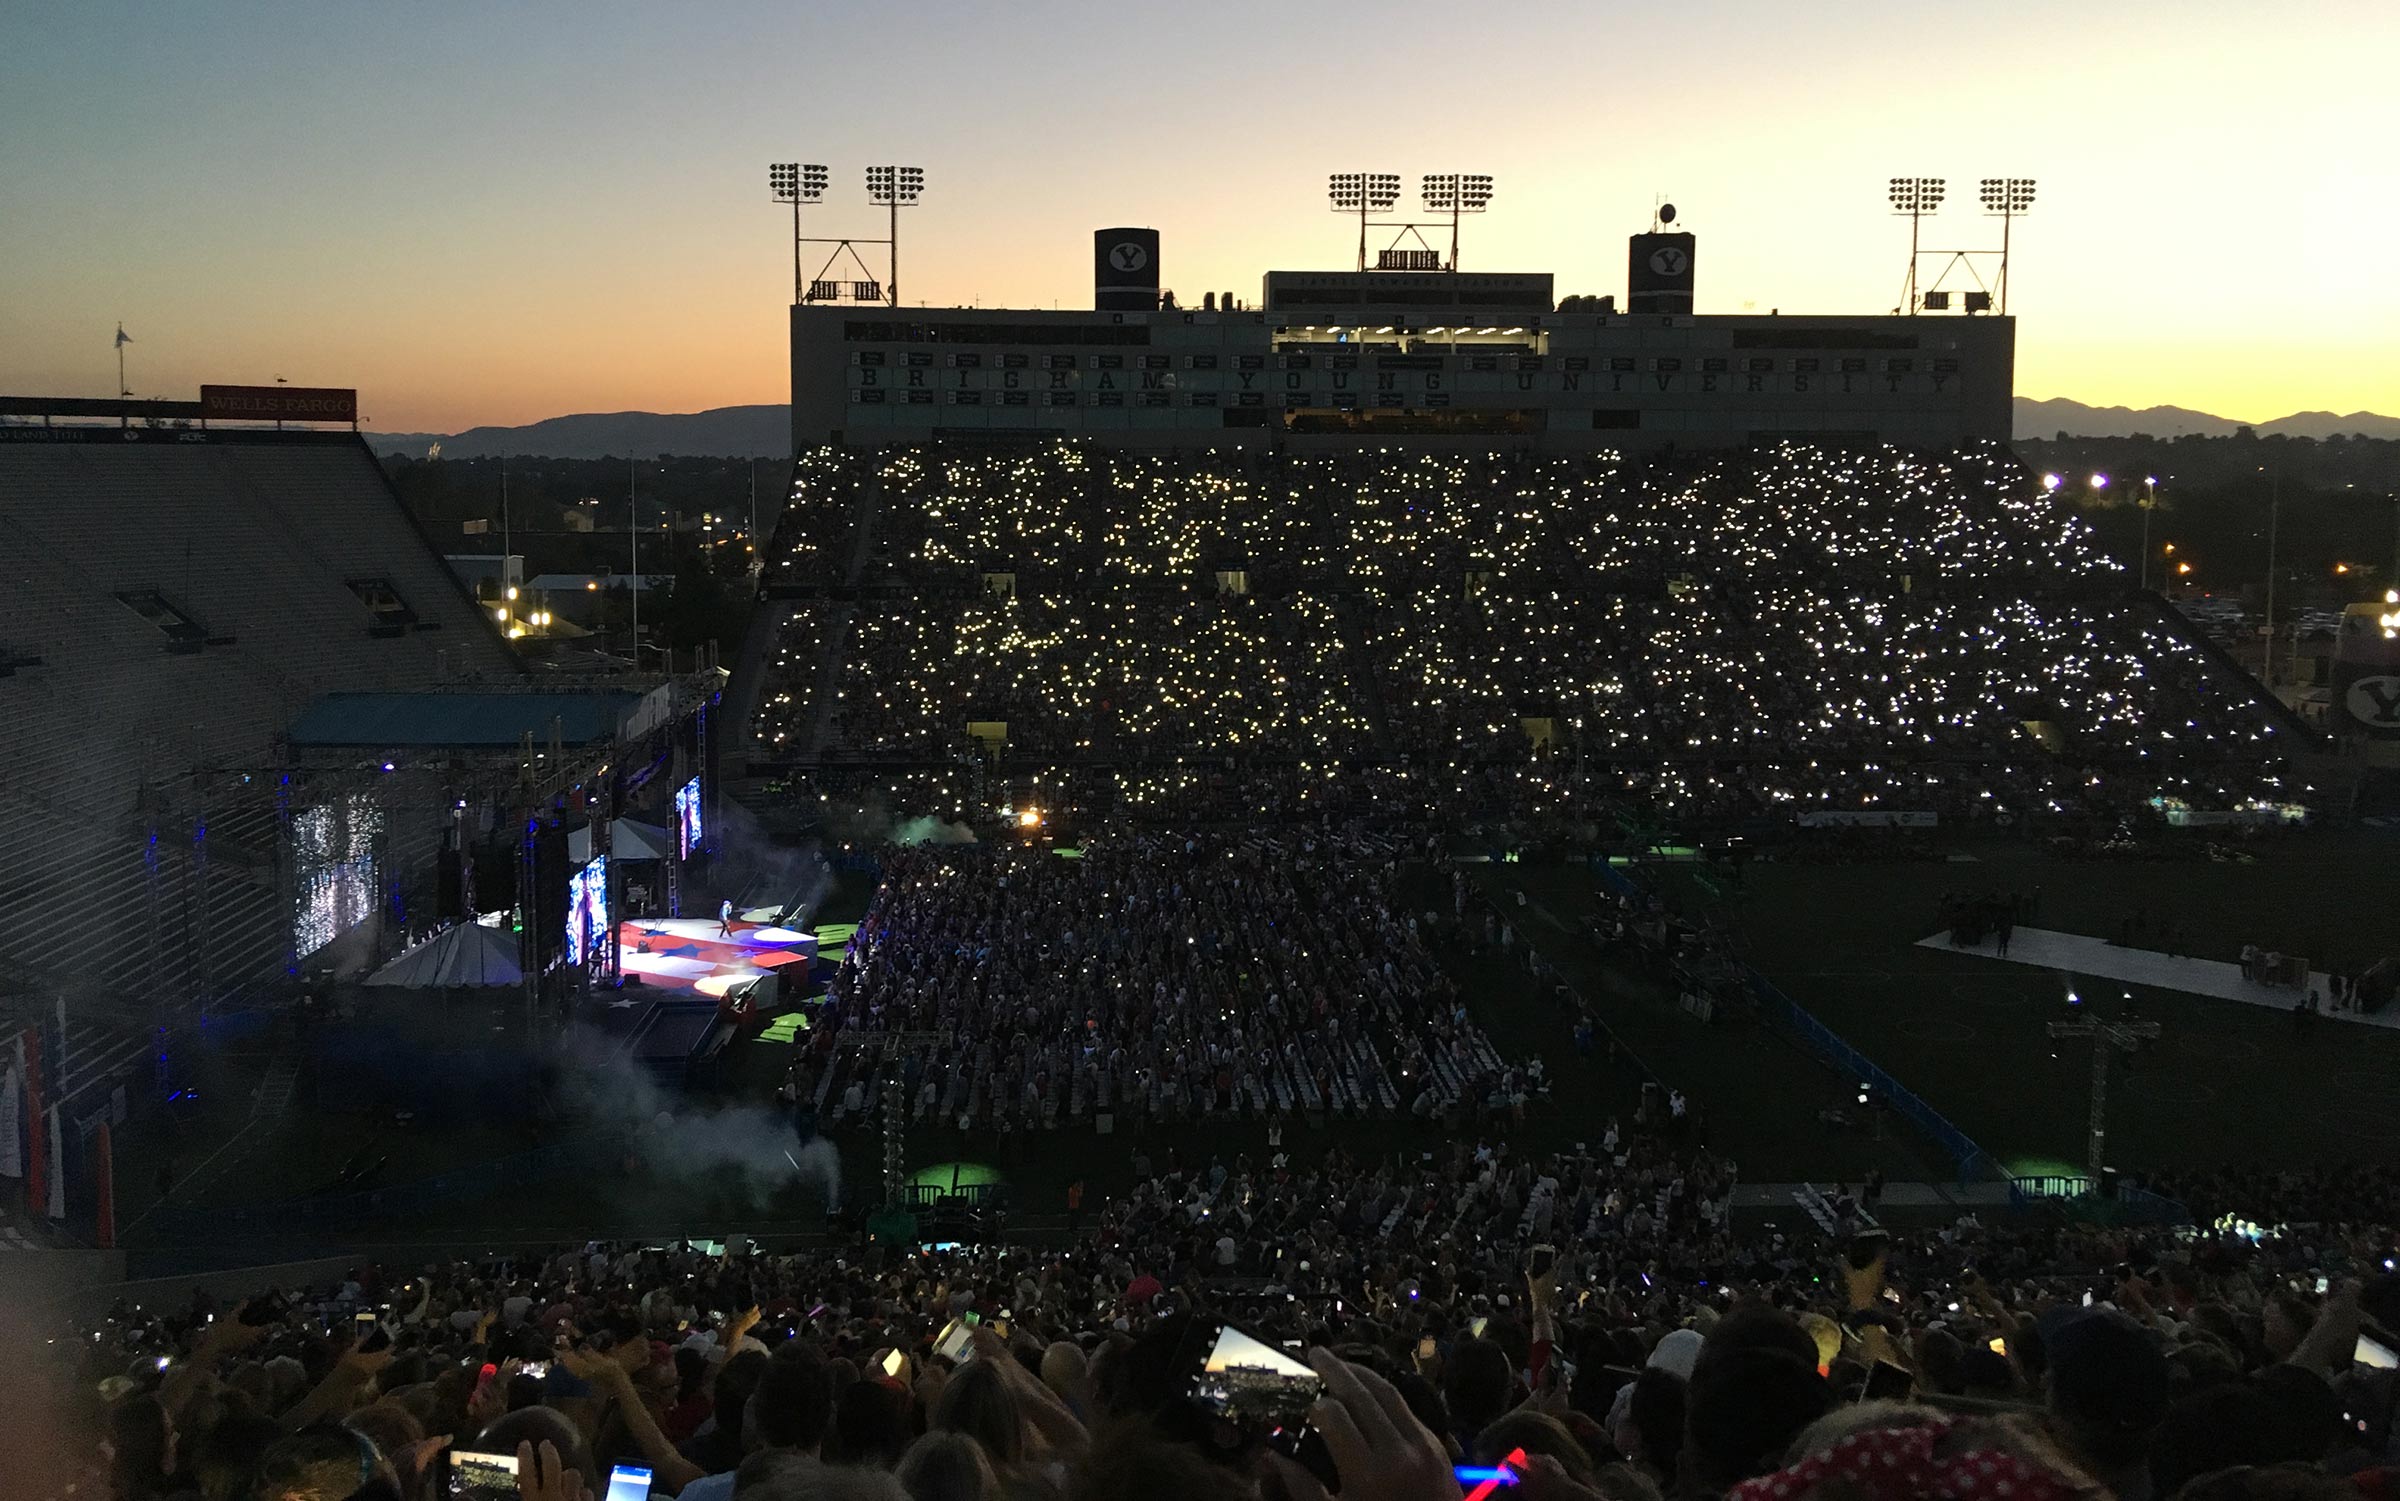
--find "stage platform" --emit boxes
[617,917,818,995]
[1919,927,2397,1031]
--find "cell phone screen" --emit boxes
[604,1465,652,1501]
[448,1450,519,1500]
[1185,1321,1324,1426]
[933,1318,975,1363]
[2357,1333,2399,1371]
[881,1349,906,1377]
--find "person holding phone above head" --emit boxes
[1252,1348,1460,1501]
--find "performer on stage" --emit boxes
[718,897,735,938]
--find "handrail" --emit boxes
[1601,856,2002,1186]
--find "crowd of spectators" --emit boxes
[45,1134,2400,1501]
[798,831,1523,1134]
[751,441,2300,825]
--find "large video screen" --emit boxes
[293,793,384,958]
[565,855,609,967]
[675,776,703,861]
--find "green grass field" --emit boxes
[1484,832,2400,1181]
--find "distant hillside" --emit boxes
[367,404,787,459]
[2015,396,2400,441]
[363,396,2400,456]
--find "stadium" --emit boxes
[11,187,2400,1501]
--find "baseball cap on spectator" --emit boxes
[1956,1346,2015,1397]
[751,1349,838,1453]
[2040,1307,2170,1436]
[1683,1307,1834,1492]
[1647,1328,1703,1380]
[1444,1337,1516,1438]
[2150,1382,2285,1498]
[2246,1365,2346,1463]
[1124,1273,1163,1308]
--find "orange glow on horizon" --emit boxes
[7,3,2395,432]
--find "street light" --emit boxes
[1978,177,2035,314]
[1888,177,1945,313]
[865,166,926,308]
[2137,476,2161,591]
[768,163,829,305]
[1329,172,1401,271]
[1422,173,1496,270]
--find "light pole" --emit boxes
[768,164,829,306]
[1977,178,2036,315]
[2263,475,2280,682]
[1327,172,1401,273]
[864,166,925,308]
[1887,177,1947,314]
[628,455,641,671]
[2137,476,2159,591]
[1421,173,1496,272]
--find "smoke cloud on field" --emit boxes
[893,815,976,846]
[558,1025,840,1211]
[711,798,833,925]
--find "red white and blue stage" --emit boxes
[616,916,820,998]
[582,913,843,1087]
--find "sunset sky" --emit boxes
[5,1,2395,434]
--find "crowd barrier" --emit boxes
[2007,1174,2193,1226]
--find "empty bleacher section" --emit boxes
[0,431,521,1007]
[740,440,2301,824]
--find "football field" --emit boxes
[1482,831,2400,1182]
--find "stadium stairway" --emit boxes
[1304,482,1399,756]
[800,610,855,760]
[2138,589,2319,744]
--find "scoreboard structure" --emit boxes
[790,265,2013,454]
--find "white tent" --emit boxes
[364,921,525,989]
[568,817,674,864]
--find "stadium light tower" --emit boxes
[1328,172,1401,272]
[1887,177,1946,313]
[1978,177,2035,315]
[865,165,925,308]
[768,163,830,306]
[1422,173,1496,271]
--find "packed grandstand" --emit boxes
[749,442,2304,828]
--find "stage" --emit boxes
[617,916,820,997]
[1920,927,2399,1031]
